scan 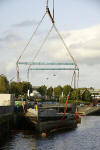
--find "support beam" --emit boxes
[29,68,79,71]
[17,62,75,65]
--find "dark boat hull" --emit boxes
[25,108,81,134]
[26,114,78,133]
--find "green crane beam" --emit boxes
[29,68,79,71]
[17,62,75,65]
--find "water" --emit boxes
[0,116,100,150]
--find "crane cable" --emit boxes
[17,0,79,83]
[27,25,54,81]
[16,12,46,81]
[71,70,76,88]
[27,1,79,81]
[16,0,53,81]
[53,0,54,20]
[27,0,55,81]
[16,13,46,64]
[53,24,78,68]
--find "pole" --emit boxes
[74,71,76,89]
[46,0,48,9]
[16,63,20,82]
[53,0,54,20]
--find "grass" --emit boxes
[68,100,90,105]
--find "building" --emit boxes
[90,89,100,100]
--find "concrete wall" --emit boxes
[0,114,13,140]
[0,94,14,106]
[0,113,25,141]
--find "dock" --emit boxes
[77,106,100,115]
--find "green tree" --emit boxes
[0,75,9,93]
[82,89,91,101]
[63,85,72,97]
[10,81,19,96]
[54,85,62,99]
[89,87,94,91]
[47,87,53,99]
[38,85,47,96]
[70,89,80,100]
[21,81,32,95]
[10,81,32,97]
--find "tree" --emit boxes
[89,87,94,91]
[54,85,62,99]
[47,87,53,99]
[21,81,32,95]
[38,85,47,97]
[63,85,72,98]
[10,81,19,96]
[10,81,32,97]
[70,89,81,100]
[82,89,91,101]
[0,75,9,93]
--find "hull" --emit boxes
[37,118,77,133]
[25,108,80,133]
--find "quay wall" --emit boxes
[0,94,26,142]
[0,106,14,115]
[0,113,13,140]
[0,112,25,142]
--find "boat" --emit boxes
[25,104,81,134]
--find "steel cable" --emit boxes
[17,13,46,63]
[27,25,54,81]
[53,24,78,68]
[16,13,47,81]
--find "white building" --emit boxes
[30,90,41,98]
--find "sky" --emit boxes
[0,0,100,89]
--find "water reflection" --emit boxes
[0,131,37,150]
[0,116,100,150]
[37,116,100,150]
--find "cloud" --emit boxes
[0,32,22,43]
[6,58,16,72]
[49,31,71,40]
[0,24,100,88]
[50,24,100,66]
[13,20,38,28]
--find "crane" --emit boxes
[16,0,79,89]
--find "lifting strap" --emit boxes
[56,95,69,128]
[16,0,79,84]
[27,24,54,81]
[16,12,46,82]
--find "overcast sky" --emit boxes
[0,0,100,89]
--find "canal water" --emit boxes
[0,116,100,150]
